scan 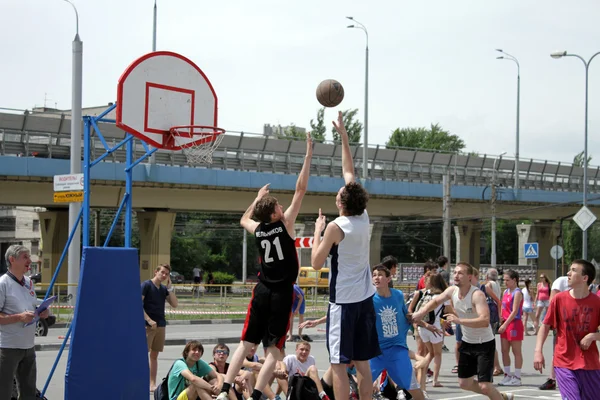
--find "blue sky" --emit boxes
[1,0,599,164]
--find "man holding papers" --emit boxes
[0,244,49,399]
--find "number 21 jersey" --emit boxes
[254,221,299,285]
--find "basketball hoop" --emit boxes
[168,125,226,165]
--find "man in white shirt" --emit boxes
[312,111,380,400]
[0,245,49,399]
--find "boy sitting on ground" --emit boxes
[168,341,223,400]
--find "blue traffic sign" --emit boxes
[524,242,539,259]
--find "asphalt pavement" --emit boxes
[34,323,561,399]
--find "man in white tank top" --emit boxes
[312,111,380,400]
[412,262,514,400]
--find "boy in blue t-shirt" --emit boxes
[371,265,427,400]
[168,340,222,400]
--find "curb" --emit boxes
[49,319,248,329]
[35,334,327,352]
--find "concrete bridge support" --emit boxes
[454,221,481,267]
[39,210,70,287]
[517,222,560,280]
[137,211,176,281]
[370,221,385,268]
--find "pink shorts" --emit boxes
[500,320,523,341]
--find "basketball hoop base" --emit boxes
[168,125,225,165]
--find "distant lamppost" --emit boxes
[495,49,520,198]
[551,50,600,259]
[346,17,369,180]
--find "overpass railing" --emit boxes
[1,116,598,193]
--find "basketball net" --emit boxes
[169,126,225,165]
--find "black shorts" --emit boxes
[193,276,201,284]
[458,339,495,383]
[241,281,293,349]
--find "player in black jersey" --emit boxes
[217,133,313,400]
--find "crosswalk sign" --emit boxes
[524,242,539,259]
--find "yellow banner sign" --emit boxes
[53,191,83,203]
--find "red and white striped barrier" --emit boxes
[294,237,314,248]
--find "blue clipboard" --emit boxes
[24,295,57,327]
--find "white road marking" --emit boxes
[438,388,561,400]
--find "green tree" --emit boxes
[573,151,593,167]
[309,107,327,143]
[331,109,362,144]
[386,124,466,152]
[481,219,519,265]
[275,124,306,140]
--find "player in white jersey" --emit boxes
[312,111,379,400]
[412,262,514,400]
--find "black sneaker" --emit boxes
[442,344,449,352]
[539,378,556,390]
[301,334,313,342]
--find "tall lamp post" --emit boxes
[551,50,600,259]
[495,49,520,198]
[491,151,507,268]
[63,0,82,304]
[346,17,369,180]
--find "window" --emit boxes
[0,217,16,232]
[31,240,39,255]
[33,220,40,232]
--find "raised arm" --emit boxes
[332,111,355,184]
[311,209,343,270]
[240,184,271,233]
[283,133,313,234]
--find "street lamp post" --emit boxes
[495,49,521,199]
[63,0,82,305]
[491,152,507,268]
[346,17,369,180]
[551,50,600,259]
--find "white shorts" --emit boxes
[536,300,550,308]
[418,326,443,344]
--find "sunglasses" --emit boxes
[215,350,229,355]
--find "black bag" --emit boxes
[11,379,48,400]
[154,361,178,400]
[481,284,500,333]
[287,374,320,400]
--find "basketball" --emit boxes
[316,79,345,108]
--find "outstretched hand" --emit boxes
[257,183,270,199]
[315,208,326,234]
[332,111,348,139]
[306,132,313,156]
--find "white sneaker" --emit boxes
[501,393,514,400]
[216,393,229,400]
[498,374,512,386]
[505,376,522,386]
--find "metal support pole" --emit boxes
[125,137,134,247]
[94,210,100,246]
[583,65,589,259]
[442,173,451,262]
[515,72,520,198]
[242,229,247,284]
[491,183,497,268]
[363,43,369,180]
[68,26,83,305]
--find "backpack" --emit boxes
[481,284,500,332]
[11,379,47,400]
[415,290,443,324]
[287,374,320,400]
[154,360,179,400]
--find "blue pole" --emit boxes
[41,323,73,397]
[43,207,83,300]
[104,194,129,247]
[83,116,91,247]
[125,136,133,247]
